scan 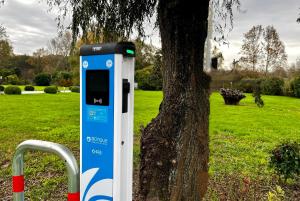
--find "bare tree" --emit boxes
[0,25,13,67]
[47,32,72,57]
[263,26,288,73]
[0,25,7,40]
[296,57,300,69]
[240,25,288,73]
[239,25,264,71]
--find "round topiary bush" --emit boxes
[44,86,58,94]
[24,85,35,91]
[0,85,4,92]
[270,142,300,180]
[4,86,22,95]
[34,73,52,86]
[220,88,246,105]
[70,86,80,93]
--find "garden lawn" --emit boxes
[3,85,67,91]
[0,91,299,200]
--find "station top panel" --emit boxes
[80,42,136,57]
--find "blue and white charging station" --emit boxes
[80,42,135,201]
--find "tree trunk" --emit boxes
[138,1,211,201]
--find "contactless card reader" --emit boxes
[80,42,135,201]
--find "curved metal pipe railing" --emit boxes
[12,140,80,201]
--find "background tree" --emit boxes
[0,25,7,39]
[27,48,48,74]
[47,0,239,200]
[134,38,157,70]
[0,26,13,67]
[0,40,13,66]
[296,57,300,70]
[9,55,34,81]
[263,26,287,73]
[239,25,263,71]
[135,49,163,90]
[47,32,72,57]
[47,32,72,71]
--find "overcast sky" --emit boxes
[0,0,299,67]
[219,0,300,67]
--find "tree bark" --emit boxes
[138,1,211,201]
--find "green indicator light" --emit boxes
[126,49,135,55]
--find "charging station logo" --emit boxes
[92,46,102,52]
[106,60,113,68]
[82,168,113,201]
[83,60,89,68]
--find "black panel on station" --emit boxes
[86,70,109,106]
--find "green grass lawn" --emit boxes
[3,85,67,91]
[0,91,299,200]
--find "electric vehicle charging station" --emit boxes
[80,42,135,201]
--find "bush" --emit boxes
[135,66,162,90]
[290,77,300,98]
[0,85,4,92]
[44,86,58,94]
[54,71,73,87]
[253,80,264,108]
[260,77,284,96]
[270,142,300,180]
[34,73,52,86]
[4,86,22,95]
[220,88,246,105]
[70,86,80,93]
[24,85,35,91]
[283,80,294,97]
[235,79,256,93]
[6,74,20,85]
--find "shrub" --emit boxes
[220,88,246,105]
[4,86,22,95]
[290,77,300,98]
[260,77,284,96]
[235,79,256,93]
[55,71,73,87]
[24,85,35,91]
[135,66,162,90]
[270,142,300,180]
[44,86,58,94]
[252,80,264,108]
[70,86,80,93]
[283,80,294,97]
[0,85,4,92]
[34,73,52,86]
[6,74,20,85]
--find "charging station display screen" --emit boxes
[86,70,109,105]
